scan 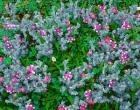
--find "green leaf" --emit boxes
[4,57,12,65]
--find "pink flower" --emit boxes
[8,24,15,29]
[26,65,36,74]
[2,24,7,29]
[0,77,3,83]
[31,25,37,30]
[67,37,75,43]
[84,89,92,97]
[5,41,12,49]
[55,28,62,33]
[89,13,96,19]
[43,75,51,83]
[87,64,92,70]
[19,87,26,93]
[80,10,84,14]
[83,17,88,23]
[112,7,118,14]
[66,20,70,27]
[3,36,9,41]
[104,37,112,43]
[57,105,67,110]
[122,22,131,30]
[87,50,93,57]
[67,27,73,33]
[80,104,87,110]
[120,51,129,64]
[87,98,95,106]
[99,5,106,13]
[135,14,140,18]
[26,104,35,110]
[98,41,103,46]
[111,41,117,49]
[0,57,3,63]
[104,25,109,30]
[80,72,85,78]
[94,24,101,32]
[63,72,73,81]
[27,73,33,79]
[11,77,17,83]
[40,30,47,36]
[109,80,116,88]
[5,86,14,94]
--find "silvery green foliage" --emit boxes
[60,60,92,95]
[87,38,140,109]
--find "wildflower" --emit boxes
[11,77,17,83]
[26,65,36,74]
[94,24,101,32]
[0,77,3,83]
[104,37,112,43]
[2,24,7,29]
[111,41,117,49]
[52,56,56,62]
[63,72,73,81]
[112,7,118,14]
[104,25,109,30]
[80,10,84,14]
[31,25,37,30]
[80,72,85,78]
[87,98,95,106]
[87,50,93,57]
[120,51,129,64]
[67,27,73,33]
[83,17,88,23]
[58,105,67,110]
[80,104,87,110]
[19,87,26,93]
[3,36,9,41]
[122,22,131,30]
[87,64,92,70]
[55,28,62,33]
[43,75,51,83]
[0,57,3,63]
[66,20,70,27]
[26,104,35,110]
[99,5,106,13]
[89,13,96,19]
[84,89,92,97]
[67,37,75,43]
[109,80,116,88]
[40,30,47,36]
[8,24,15,29]
[5,86,14,94]
[98,41,103,46]
[5,41,12,49]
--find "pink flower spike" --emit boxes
[40,30,47,36]
[5,86,14,94]
[43,75,51,83]
[55,28,62,33]
[89,13,96,19]
[63,72,73,81]
[122,22,131,30]
[94,24,101,32]
[112,7,118,14]
[26,104,35,110]
[0,77,3,83]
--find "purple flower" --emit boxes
[109,80,116,88]
[26,65,36,74]
[5,86,14,94]
[84,89,92,97]
[40,30,47,36]
[94,24,101,32]
[122,22,131,30]
[43,75,51,83]
[5,41,12,49]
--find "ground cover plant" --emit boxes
[0,0,140,110]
